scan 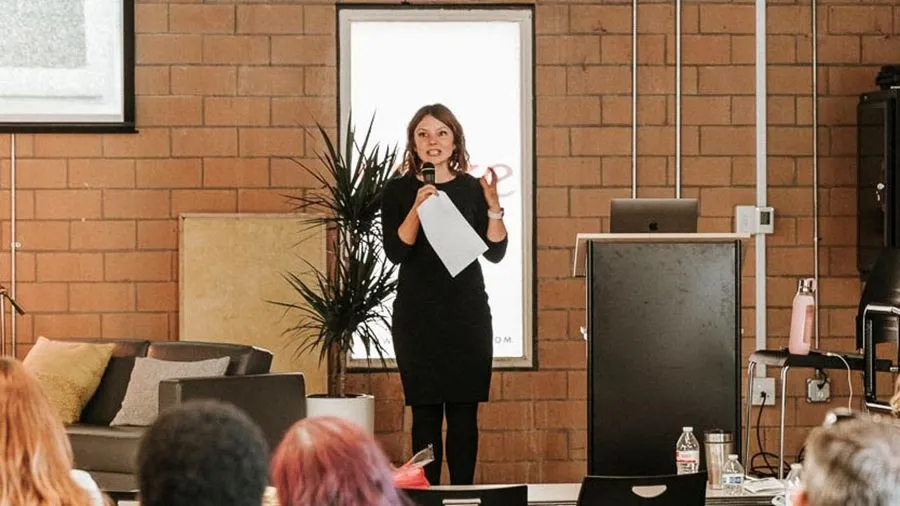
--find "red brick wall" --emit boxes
[0,0,897,484]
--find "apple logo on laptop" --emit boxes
[648,221,659,232]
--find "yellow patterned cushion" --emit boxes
[23,337,116,424]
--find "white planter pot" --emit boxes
[305,394,375,433]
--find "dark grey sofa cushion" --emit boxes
[147,341,272,376]
[68,339,151,425]
[68,424,146,475]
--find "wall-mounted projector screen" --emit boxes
[0,0,135,133]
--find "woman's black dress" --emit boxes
[381,172,508,406]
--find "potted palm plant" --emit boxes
[273,116,399,431]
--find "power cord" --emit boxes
[749,353,853,478]
[824,351,853,410]
[749,391,791,478]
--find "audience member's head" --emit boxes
[137,400,269,506]
[798,411,900,506]
[889,375,900,415]
[0,357,92,506]
[270,416,406,506]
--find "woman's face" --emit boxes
[413,115,455,170]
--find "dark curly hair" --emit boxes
[137,400,269,506]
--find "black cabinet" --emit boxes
[858,90,900,277]
[585,239,742,476]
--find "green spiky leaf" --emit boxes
[270,115,400,397]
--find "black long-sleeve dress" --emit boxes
[381,171,508,406]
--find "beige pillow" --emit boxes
[110,356,230,427]
[23,337,116,424]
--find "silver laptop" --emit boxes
[609,198,699,233]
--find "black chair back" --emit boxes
[576,472,707,506]
[403,485,528,506]
[856,247,900,349]
[855,248,900,404]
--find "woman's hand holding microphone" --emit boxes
[399,182,436,246]
[414,184,438,211]
[415,162,438,211]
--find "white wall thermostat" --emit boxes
[735,205,775,235]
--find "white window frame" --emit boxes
[339,6,535,369]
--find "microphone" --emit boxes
[421,162,435,185]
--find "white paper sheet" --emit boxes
[417,192,488,277]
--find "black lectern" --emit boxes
[574,233,747,476]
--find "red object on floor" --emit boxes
[393,466,430,489]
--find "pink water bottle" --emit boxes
[788,278,816,355]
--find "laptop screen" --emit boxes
[609,198,699,233]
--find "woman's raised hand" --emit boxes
[479,167,501,211]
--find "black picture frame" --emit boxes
[0,0,136,133]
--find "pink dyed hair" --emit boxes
[270,416,407,506]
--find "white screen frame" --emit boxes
[339,6,535,370]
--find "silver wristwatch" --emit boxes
[487,208,504,220]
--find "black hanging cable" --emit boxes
[749,392,792,478]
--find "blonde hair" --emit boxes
[0,357,92,506]
[803,415,900,506]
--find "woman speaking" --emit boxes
[380,103,508,485]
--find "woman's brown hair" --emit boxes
[0,357,92,506]
[402,103,470,174]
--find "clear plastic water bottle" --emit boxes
[783,463,803,506]
[675,426,700,474]
[721,454,744,496]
